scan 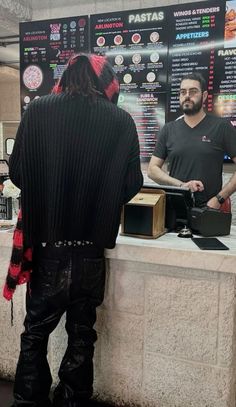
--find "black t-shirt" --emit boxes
[153,115,236,205]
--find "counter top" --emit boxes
[106,227,236,274]
[1,226,236,275]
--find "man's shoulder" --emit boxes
[205,114,234,129]
[163,118,184,130]
[205,114,220,121]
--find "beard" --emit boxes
[180,95,203,116]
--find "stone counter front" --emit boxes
[1,229,236,406]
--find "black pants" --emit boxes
[13,244,105,407]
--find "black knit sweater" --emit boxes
[9,93,143,248]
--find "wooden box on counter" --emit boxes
[121,188,166,239]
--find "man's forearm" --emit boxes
[219,172,236,198]
[207,172,236,209]
[148,165,182,187]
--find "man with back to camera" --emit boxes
[148,72,236,209]
[7,53,143,407]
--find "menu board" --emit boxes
[19,0,236,164]
[215,0,236,94]
[118,92,166,160]
[212,0,236,131]
[20,16,89,112]
[90,8,168,162]
[167,0,225,121]
[166,0,236,160]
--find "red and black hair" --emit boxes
[53,53,120,104]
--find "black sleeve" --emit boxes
[123,117,143,204]
[152,124,168,159]
[9,111,28,188]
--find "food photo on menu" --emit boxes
[224,0,236,45]
[114,34,123,45]
[132,33,141,44]
[23,65,43,90]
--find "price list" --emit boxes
[90,8,169,92]
[20,16,89,113]
[118,91,166,162]
[19,1,236,164]
[167,1,224,121]
[212,0,236,125]
[90,8,168,160]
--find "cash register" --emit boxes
[143,183,231,236]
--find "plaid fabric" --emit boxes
[3,209,32,301]
[52,53,120,104]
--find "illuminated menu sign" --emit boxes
[212,0,236,129]
[90,8,168,161]
[19,1,236,163]
[167,1,225,121]
[118,92,166,160]
[20,16,89,112]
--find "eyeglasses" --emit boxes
[179,88,201,97]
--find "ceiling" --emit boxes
[0,0,95,71]
[0,0,33,70]
[0,0,196,72]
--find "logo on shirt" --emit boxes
[201,135,211,143]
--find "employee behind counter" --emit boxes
[148,72,236,213]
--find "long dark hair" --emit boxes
[53,53,120,104]
[58,55,100,100]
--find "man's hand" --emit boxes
[181,180,204,192]
[207,196,221,210]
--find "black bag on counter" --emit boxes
[189,207,232,237]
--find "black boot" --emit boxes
[53,383,75,406]
[53,382,91,407]
[11,394,52,406]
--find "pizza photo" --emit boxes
[23,65,43,90]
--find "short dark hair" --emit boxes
[180,72,207,92]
